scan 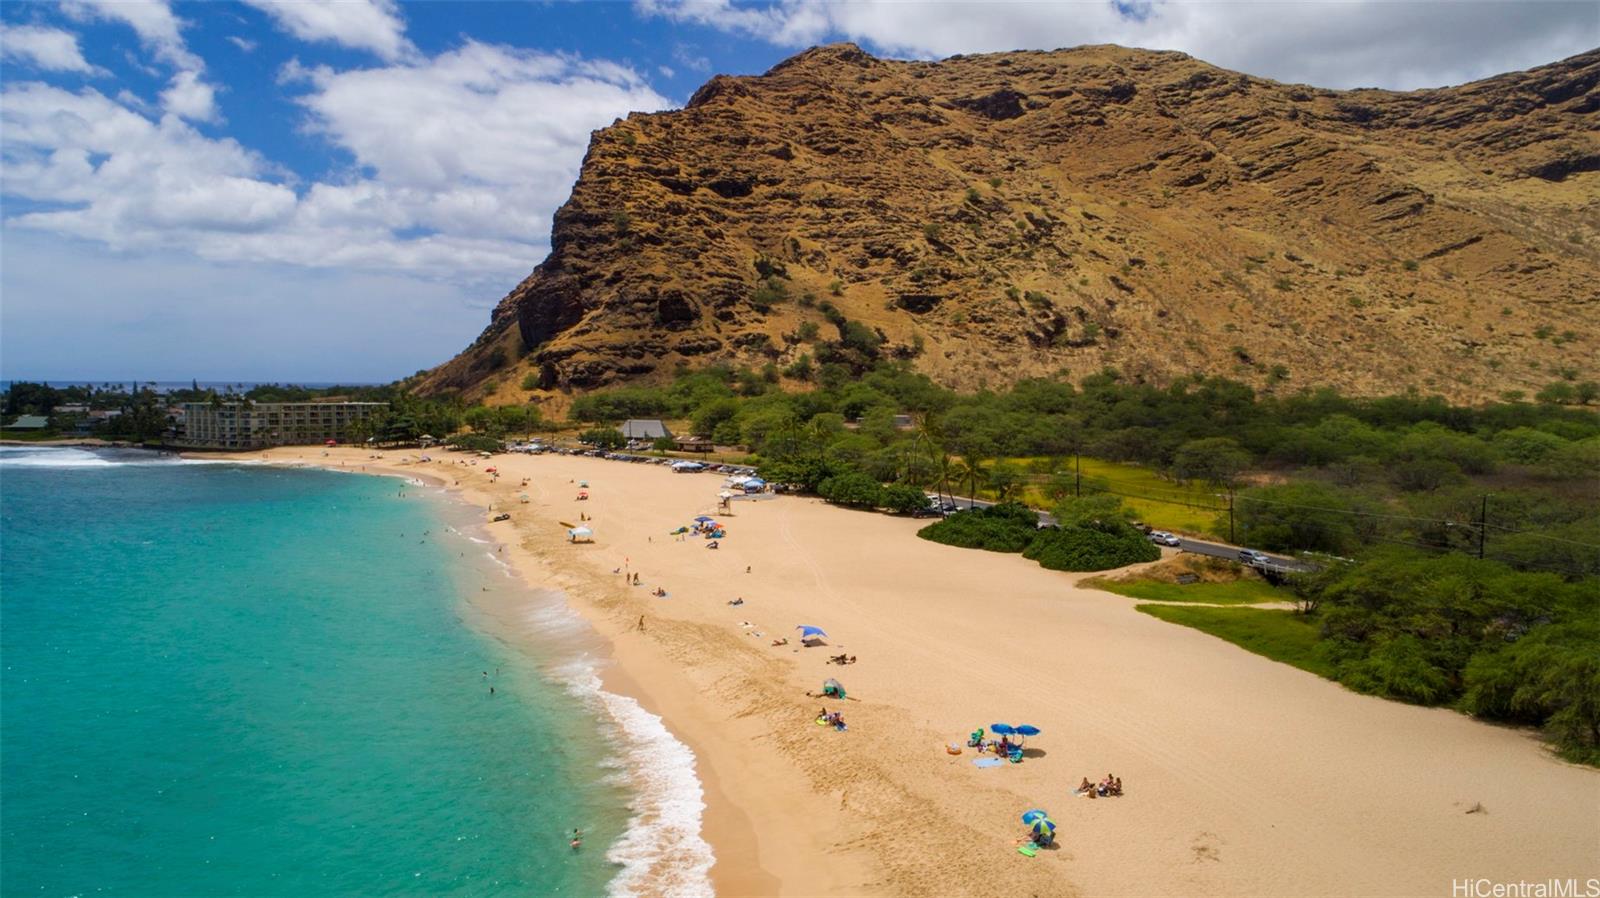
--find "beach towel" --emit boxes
[1017,844,1038,857]
[972,758,1003,768]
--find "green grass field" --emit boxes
[1087,578,1291,605]
[1134,604,1334,677]
[1007,457,1226,535]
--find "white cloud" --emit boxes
[241,0,415,61]
[637,0,1600,90]
[0,23,103,74]
[2,82,293,240]
[1,42,672,289]
[227,35,258,53]
[62,0,203,72]
[160,69,220,122]
[671,41,712,73]
[287,41,670,231]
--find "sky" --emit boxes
[2,1,1595,383]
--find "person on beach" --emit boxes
[1076,777,1094,795]
[637,615,645,632]
[570,829,582,850]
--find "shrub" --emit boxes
[754,255,788,279]
[917,502,1038,552]
[520,372,541,391]
[1023,525,1159,571]
[751,278,789,311]
[817,471,884,508]
[880,483,930,514]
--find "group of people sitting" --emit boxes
[827,654,857,665]
[1075,775,1123,798]
[815,708,847,731]
[968,730,1025,761]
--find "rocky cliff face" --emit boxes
[422,43,1600,402]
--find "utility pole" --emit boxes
[1075,450,1082,498]
[1478,494,1489,560]
[1228,491,1236,544]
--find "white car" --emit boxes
[1148,531,1181,547]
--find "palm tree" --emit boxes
[949,454,986,507]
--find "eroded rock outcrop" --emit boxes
[421,43,1599,401]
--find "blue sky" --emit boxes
[2,1,1594,383]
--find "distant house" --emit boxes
[674,436,714,454]
[52,404,89,415]
[621,419,671,441]
[7,415,49,430]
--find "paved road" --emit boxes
[1171,537,1315,574]
[932,492,1313,574]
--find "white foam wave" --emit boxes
[553,660,715,898]
[0,446,205,468]
[527,596,713,898]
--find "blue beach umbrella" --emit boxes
[797,625,827,639]
[1015,725,1041,737]
[694,515,715,522]
[1021,809,1051,825]
[990,723,1015,736]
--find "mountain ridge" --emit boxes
[419,42,1600,403]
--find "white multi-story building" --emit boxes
[181,401,387,449]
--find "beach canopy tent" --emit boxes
[797,625,827,642]
[742,478,767,491]
[568,526,593,543]
[821,678,846,699]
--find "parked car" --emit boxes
[1238,548,1271,566]
[1148,531,1181,547]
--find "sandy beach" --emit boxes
[220,446,1600,897]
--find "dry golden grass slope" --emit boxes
[421,43,1600,404]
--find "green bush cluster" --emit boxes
[917,502,1038,552]
[1301,551,1600,762]
[1024,526,1159,571]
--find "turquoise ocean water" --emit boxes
[0,446,711,897]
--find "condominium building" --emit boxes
[181,401,387,449]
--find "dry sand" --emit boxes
[226,446,1600,897]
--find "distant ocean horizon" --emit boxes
[0,446,712,897]
[2,380,383,393]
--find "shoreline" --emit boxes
[202,446,1599,897]
[206,449,781,897]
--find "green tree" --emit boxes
[579,427,626,449]
[1171,437,1252,487]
